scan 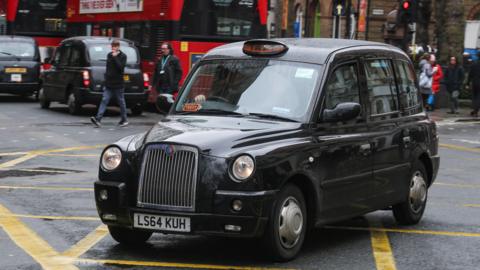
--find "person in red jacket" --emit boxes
[429,54,443,111]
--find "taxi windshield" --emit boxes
[0,41,36,59]
[174,60,321,122]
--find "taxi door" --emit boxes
[314,60,376,220]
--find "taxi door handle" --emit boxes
[403,136,411,148]
[359,143,372,156]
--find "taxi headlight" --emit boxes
[231,155,255,182]
[101,147,122,171]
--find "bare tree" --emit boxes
[435,0,465,64]
[416,0,432,49]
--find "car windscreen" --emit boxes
[174,59,322,122]
[87,44,138,65]
[0,41,36,60]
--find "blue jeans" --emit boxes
[96,87,127,121]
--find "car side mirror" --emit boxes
[322,102,361,123]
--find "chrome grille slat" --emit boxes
[137,144,198,211]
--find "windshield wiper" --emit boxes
[0,51,21,61]
[247,113,298,122]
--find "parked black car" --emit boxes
[94,39,440,261]
[0,36,41,97]
[39,37,148,115]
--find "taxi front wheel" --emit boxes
[262,184,307,262]
[392,161,428,225]
[108,226,152,246]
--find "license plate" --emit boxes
[123,75,130,81]
[5,67,27,73]
[133,213,190,232]
[11,74,22,82]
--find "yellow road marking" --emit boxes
[62,225,108,258]
[0,145,105,170]
[0,204,79,270]
[0,185,93,191]
[434,182,480,189]
[440,143,480,153]
[0,213,100,221]
[40,153,98,157]
[0,152,27,156]
[14,168,77,174]
[327,225,480,238]
[0,153,39,169]
[76,258,296,270]
[463,204,480,208]
[368,221,397,270]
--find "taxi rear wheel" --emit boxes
[108,226,152,246]
[262,184,307,262]
[392,161,428,225]
[39,88,50,109]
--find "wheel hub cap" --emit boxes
[409,171,427,213]
[278,197,303,249]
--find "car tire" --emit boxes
[131,104,143,116]
[262,184,307,262]
[392,161,428,225]
[108,226,152,246]
[67,92,82,115]
[39,88,50,109]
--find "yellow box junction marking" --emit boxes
[0,204,80,270]
[368,220,397,270]
[0,213,100,221]
[75,258,296,270]
[61,225,108,258]
[0,144,105,170]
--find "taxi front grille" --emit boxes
[137,144,198,211]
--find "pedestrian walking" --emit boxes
[429,54,443,111]
[152,42,183,97]
[91,40,128,127]
[419,53,433,108]
[468,52,480,117]
[443,56,465,114]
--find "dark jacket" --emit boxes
[443,65,465,93]
[105,51,127,89]
[468,62,480,91]
[152,54,183,94]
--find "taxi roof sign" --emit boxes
[242,40,289,56]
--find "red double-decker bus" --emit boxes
[3,0,67,63]
[66,0,268,103]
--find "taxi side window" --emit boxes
[58,45,71,66]
[394,60,420,110]
[69,46,83,67]
[364,59,398,115]
[324,63,360,110]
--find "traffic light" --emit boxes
[398,0,416,23]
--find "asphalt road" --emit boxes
[0,95,479,270]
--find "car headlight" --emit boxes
[101,146,122,171]
[231,155,255,182]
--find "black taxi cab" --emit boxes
[0,36,41,97]
[39,37,148,115]
[94,39,440,261]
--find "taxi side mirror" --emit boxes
[322,102,361,123]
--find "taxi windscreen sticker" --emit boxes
[295,68,315,79]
